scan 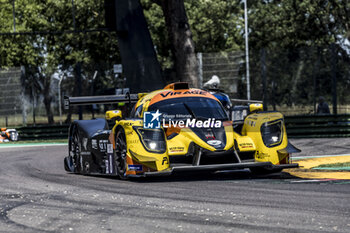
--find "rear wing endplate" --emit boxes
[64,93,139,110]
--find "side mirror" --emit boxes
[106,110,122,120]
[249,103,263,112]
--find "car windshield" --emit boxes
[148,97,228,120]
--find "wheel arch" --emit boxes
[69,118,109,147]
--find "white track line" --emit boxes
[0,143,66,149]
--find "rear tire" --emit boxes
[115,128,127,179]
[70,127,82,174]
[64,157,72,172]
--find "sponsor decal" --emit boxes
[107,144,113,154]
[126,131,134,135]
[207,140,222,147]
[99,140,109,151]
[128,164,143,171]
[160,90,207,98]
[105,159,109,174]
[108,154,113,174]
[169,147,185,152]
[239,143,254,148]
[143,111,222,129]
[80,151,91,156]
[205,130,215,140]
[245,120,256,127]
[92,139,98,149]
[162,157,169,165]
[256,151,269,159]
[127,139,139,144]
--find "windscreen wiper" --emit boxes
[183,102,197,119]
[183,103,208,120]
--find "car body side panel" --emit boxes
[242,112,289,165]
[235,136,256,152]
[166,133,192,156]
[68,118,112,174]
[74,118,109,138]
[112,119,169,175]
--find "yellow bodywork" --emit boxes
[242,112,289,165]
[108,87,294,176]
[105,110,122,120]
[111,120,169,175]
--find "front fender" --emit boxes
[242,112,294,165]
[112,119,169,174]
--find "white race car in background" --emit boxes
[0,128,19,143]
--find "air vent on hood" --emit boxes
[164,82,189,90]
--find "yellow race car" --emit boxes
[64,82,299,178]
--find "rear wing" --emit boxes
[230,99,262,104]
[64,93,139,110]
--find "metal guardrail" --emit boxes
[285,114,350,138]
[13,114,350,140]
[17,124,70,140]
[16,122,115,140]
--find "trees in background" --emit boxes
[142,0,244,85]
[0,0,120,123]
[142,0,244,77]
[1,0,350,122]
[246,1,350,107]
[157,0,199,87]
[144,0,350,66]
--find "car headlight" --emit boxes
[135,127,166,153]
[261,120,283,147]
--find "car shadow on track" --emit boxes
[92,169,300,183]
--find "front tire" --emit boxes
[115,128,127,179]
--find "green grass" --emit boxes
[312,162,350,171]
[314,162,350,168]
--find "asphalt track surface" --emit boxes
[0,139,349,233]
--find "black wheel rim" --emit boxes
[115,131,127,178]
